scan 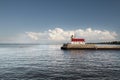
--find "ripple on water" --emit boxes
[0,45,120,80]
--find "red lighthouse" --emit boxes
[71,35,85,44]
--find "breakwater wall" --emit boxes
[61,44,120,50]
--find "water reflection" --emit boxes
[0,45,120,80]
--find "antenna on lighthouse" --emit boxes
[71,35,73,41]
[71,32,75,41]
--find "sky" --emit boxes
[0,0,120,43]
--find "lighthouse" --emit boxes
[70,35,85,44]
[61,35,120,50]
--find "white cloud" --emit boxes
[0,28,118,43]
[26,32,39,40]
[26,28,117,43]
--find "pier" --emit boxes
[61,44,120,50]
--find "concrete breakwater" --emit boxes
[61,44,120,50]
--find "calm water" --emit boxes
[0,44,120,80]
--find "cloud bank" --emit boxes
[26,28,117,43]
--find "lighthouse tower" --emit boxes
[71,35,85,44]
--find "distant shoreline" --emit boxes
[0,41,120,45]
[87,41,120,45]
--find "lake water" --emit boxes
[0,44,120,80]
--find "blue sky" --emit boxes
[0,0,120,43]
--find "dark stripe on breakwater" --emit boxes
[61,47,120,50]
